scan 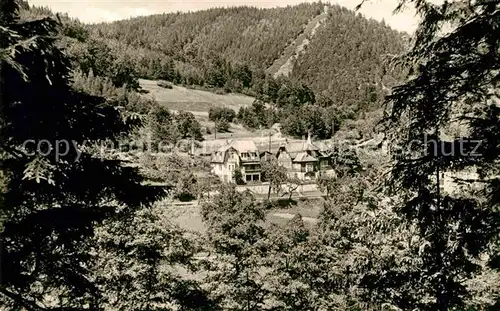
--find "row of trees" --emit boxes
[235,99,345,139]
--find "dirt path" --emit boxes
[267,6,329,78]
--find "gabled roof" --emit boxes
[282,141,307,153]
[211,146,237,163]
[279,138,320,153]
[217,140,258,153]
[276,138,322,160]
[257,144,280,154]
[294,152,318,162]
[212,140,259,163]
[234,140,259,153]
[216,144,234,153]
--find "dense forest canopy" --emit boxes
[18,2,408,140]
[86,3,407,104]
[90,4,323,68]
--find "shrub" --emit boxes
[157,80,173,89]
[209,107,236,123]
[216,120,230,133]
[233,167,244,185]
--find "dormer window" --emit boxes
[241,152,248,159]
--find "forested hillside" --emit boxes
[290,6,407,106]
[20,2,407,139]
[87,3,406,104]
[90,4,323,69]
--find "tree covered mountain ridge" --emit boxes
[87,2,407,98]
[23,1,409,140]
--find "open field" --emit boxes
[139,79,327,144]
[139,79,256,115]
[139,79,267,139]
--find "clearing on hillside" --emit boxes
[139,79,256,116]
[139,79,273,139]
[267,5,329,78]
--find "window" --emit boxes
[241,152,248,159]
[306,163,314,172]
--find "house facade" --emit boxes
[210,140,262,183]
[276,136,334,180]
[210,136,334,183]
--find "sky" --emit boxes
[28,0,421,33]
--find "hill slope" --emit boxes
[89,4,324,71]
[290,5,407,106]
[86,3,406,105]
[267,5,330,78]
[139,79,255,115]
[22,2,408,139]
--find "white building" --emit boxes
[210,140,262,183]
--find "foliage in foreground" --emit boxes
[367,0,500,309]
[0,2,206,309]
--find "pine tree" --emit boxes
[368,0,500,309]
[200,185,267,310]
[0,1,165,308]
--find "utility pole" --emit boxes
[260,125,263,147]
[268,132,272,153]
[214,121,217,140]
[190,136,194,156]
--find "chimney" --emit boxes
[307,131,312,145]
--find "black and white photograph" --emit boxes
[1,0,499,310]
